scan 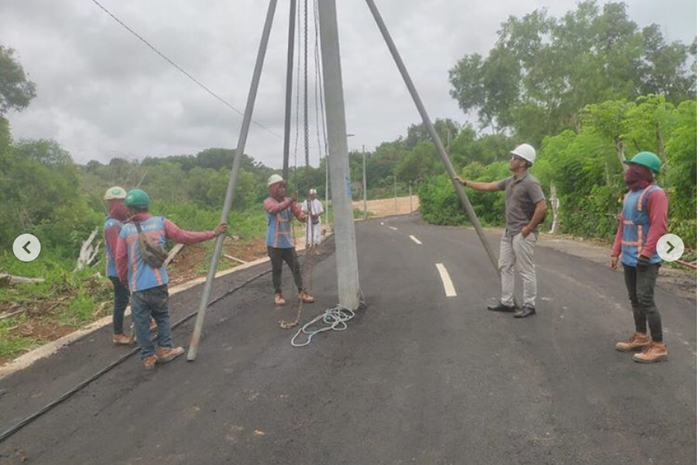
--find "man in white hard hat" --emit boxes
[301,188,324,254]
[103,186,133,345]
[264,175,315,306]
[454,143,547,318]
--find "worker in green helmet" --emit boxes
[610,152,669,363]
[115,189,227,371]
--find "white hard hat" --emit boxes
[267,174,285,187]
[104,186,127,200]
[510,143,536,164]
[309,188,317,195]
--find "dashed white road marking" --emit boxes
[409,235,422,245]
[388,226,398,231]
[435,263,457,297]
[380,222,385,226]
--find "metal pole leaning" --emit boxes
[187,0,278,361]
[364,0,500,274]
[318,0,361,311]
[282,0,297,180]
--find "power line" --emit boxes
[89,0,281,138]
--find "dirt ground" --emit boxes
[352,195,419,218]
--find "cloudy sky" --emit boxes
[0,0,696,168]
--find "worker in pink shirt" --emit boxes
[610,152,669,363]
[115,189,227,371]
[264,175,315,306]
[103,186,132,345]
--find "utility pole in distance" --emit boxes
[362,144,367,220]
[394,175,398,215]
[318,0,361,310]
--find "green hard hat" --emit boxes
[124,189,151,207]
[624,151,662,174]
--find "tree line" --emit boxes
[0,0,696,263]
[420,1,697,249]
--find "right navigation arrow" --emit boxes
[666,241,675,254]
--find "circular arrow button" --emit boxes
[656,234,684,262]
[13,234,41,262]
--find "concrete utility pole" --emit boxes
[187,0,278,361]
[318,0,361,310]
[362,144,367,220]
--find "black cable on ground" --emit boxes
[0,268,271,444]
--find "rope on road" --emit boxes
[289,290,366,347]
[290,306,355,347]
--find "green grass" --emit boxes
[0,316,39,362]
[0,250,112,362]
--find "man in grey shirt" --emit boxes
[455,144,547,318]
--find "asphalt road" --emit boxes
[0,215,696,464]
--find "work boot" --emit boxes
[112,333,133,345]
[143,355,158,371]
[275,293,286,306]
[615,332,651,352]
[633,342,668,363]
[149,318,157,332]
[299,290,315,303]
[487,302,516,313]
[156,346,185,364]
[513,305,536,318]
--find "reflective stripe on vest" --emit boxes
[119,216,169,292]
[620,184,661,267]
[266,209,294,249]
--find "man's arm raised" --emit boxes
[453,176,501,192]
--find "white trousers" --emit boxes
[499,232,538,307]
[306,222,322,246]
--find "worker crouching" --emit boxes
[264,175,315,306]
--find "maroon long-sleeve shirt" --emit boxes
[611,188,668,259]
[116,213,215,285]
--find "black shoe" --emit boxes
[487,302,516,313]
[513,305,536,318]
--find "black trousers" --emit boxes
[623,263,663,342]
[108,276,130,334]
[267,246,303,294]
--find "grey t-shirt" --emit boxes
[497,172,546,237]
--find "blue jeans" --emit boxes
[108,277,130,335]
[130,285,173,359]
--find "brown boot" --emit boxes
[143,355,158,371]
[615,332,651,352]
[112,333,134,345]
[275,293,286,306]
[156,346,185,364]
[298,290,315,303]
[633,342,668,363]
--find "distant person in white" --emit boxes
[301,188,324,252]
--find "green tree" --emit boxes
[0,46,37,115]
[449,1,696,143]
